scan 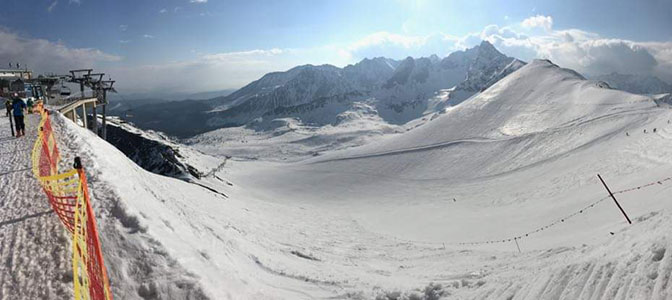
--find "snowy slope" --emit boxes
[33,58,672,299]
[231,59,664,244]
[216,59,672,298]
[188,102,409,162]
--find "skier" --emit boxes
[12,95,26,137]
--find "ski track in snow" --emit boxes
[0,114,72,300]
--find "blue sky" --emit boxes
[1,0,671,94]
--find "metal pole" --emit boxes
[597,174,632,224]
[81,104,87,129]
[8,103,14,136]
[102,89,107,140]
[514,238,521,253]
[92,89,98,135]
[40,85,47,105]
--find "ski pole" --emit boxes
[9,111,14,136]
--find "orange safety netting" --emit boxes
[31,106,112,300]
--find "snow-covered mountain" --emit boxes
[307,59,655,178]
[592,73,672,95]
[34,57,672,299]
[205,41,522,129]
[114,41,522,138]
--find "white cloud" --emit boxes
[119,40,131,44]
[456,18,672,83]
[522,15,553,31]
[159,8,167,14]
[0,28,120,75]
[119,25,128,32]
[640,42,672,82]
[350,32,426,50]
[68,0,80,4]
[201,48,284,61]
[190,0,207,3]
[109,48,298,93]
[47,1,58,12]
[143,34,154,39]
[540,39,657,76]
[340,31,459,61]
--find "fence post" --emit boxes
[597,174,632,224]
[73,156,82,169]
[514,238,521,253]
[73,156,113,300]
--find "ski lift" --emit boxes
[60,81,71,96]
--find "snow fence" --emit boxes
[31,104,113,300]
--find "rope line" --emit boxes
[393,176,672,247]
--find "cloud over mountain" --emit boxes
[0,28,120,74]
[460,15,671,83]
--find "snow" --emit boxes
[191,59,672,298]
[0,113,71,299]
[188,103,405,162]
[4,56,672,299]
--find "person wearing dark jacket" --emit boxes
[4,99,11,117]
[26,98,34,114]
[12,96,26,137]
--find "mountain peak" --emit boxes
[479,40,495,49]
[475,40,504,59]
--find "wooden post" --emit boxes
[597,174,632,224]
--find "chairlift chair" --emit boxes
[60,81,71,96]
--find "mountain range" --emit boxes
[116,41,523,138]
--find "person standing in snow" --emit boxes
[4,99,11,117]
[26,98,33,114]
[12,95,26,137]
